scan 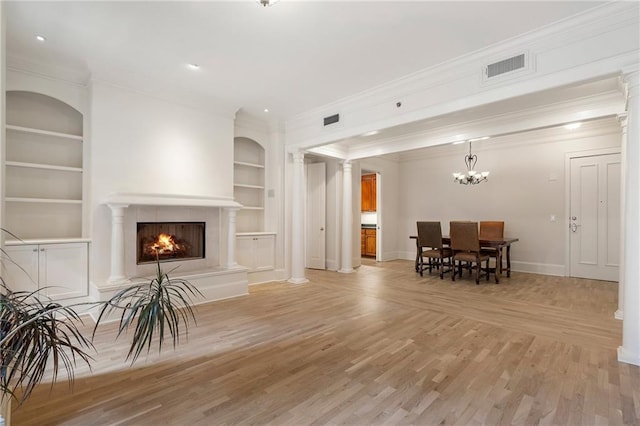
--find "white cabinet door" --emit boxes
[2,242,88,300]
[2,245,39,294]
[39,243,88,300]
[235,234,275,272]
[236,236,255,270]
[253,235,275,272]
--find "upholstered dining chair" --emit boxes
[416,221,452,279]
[479,221,505,274]
[450,221,496,284]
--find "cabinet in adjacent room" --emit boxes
[361,228,376,257]
[2,242,89,300]
[361,173,376,212]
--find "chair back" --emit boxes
[450,221,480,252]
[416,221,443,249]
[479,221,504,240]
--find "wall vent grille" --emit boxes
[324,113,340,126]
[486,53,526,78]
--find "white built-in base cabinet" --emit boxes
[3,241,89,300]
[236,233,275,272]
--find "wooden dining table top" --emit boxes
[409,235,519,248]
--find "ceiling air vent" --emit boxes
[486,53,526,78]
[324,113,340,126]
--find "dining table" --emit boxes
[409,235,519,283]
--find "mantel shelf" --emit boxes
[241,206,265,210]
[101,193,243,208]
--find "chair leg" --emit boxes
[419,255,424,277]
[451,260,456,281]
[475,261,480,284]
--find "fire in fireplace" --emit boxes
[137,222,205,264]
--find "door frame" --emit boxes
[564,147,621,277]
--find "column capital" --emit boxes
[291,150,305,163]
[107,203,130,213]
[342,160,352,170]
[618,113,628,128]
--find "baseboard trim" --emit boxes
[510,261,565,276]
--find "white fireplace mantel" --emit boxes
[100,192,244,287]
[101,192,243,209]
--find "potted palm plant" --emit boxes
[0,247,202,424]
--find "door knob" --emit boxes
[570,223,578,232]
[571,216,577,220]
[320,227,324,231]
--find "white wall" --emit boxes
[89,81,235,284]
[397,119,621,275]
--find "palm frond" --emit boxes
[94,263,202,364]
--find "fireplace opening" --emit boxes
[137,222,205,264]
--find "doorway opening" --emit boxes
[361,170,381,260]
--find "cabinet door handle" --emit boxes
[40,248,45,252]
[33,249,38,252]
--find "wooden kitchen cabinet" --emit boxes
[362,228,376,257]
[361,174,376,212]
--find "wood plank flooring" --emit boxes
[11,260,640,425]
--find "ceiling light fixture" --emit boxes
[35,35,46,42]
[362,130,379,137]
[187,63,200,70]
[264,108,269,113]
[258,0,279,6]
[452,141,489,185]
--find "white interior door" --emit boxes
[306,162,326,269]
[570,153,620,281]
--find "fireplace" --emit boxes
[137,222,205,264]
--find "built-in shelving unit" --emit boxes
[4,91,84,240]
[233,137,265,233]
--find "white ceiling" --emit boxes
[5,1,607,121]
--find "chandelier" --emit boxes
[258,0,279,6]
[452,141,490,185]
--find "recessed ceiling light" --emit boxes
[187,63,200,70]
[264,108,269,113]
[362,130,379,137]
[564,122,582,130]
[35,35,46,42]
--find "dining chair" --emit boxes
[479,221,505,274]
[450,221,496,284]
[416,221,452,279]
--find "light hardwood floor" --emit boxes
[12,260,640,425]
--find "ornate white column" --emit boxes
[616,113,628,321]
[289,150,308,284]
[107,203,130,284]
[339,160,355,273]
[619,68,640,366]
[226,207,240,268]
